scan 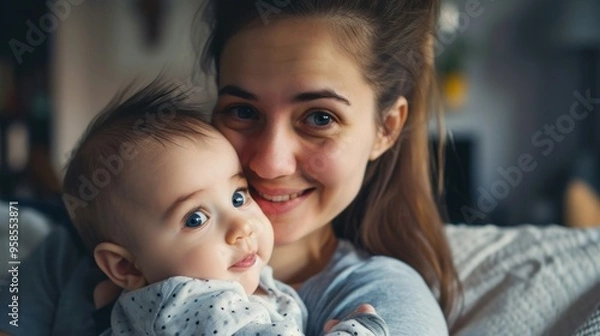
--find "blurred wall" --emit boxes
[52,0,206,172]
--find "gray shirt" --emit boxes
[298,239,447,336]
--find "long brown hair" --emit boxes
[199,0,461,320]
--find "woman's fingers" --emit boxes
[356,303,376,314]
[323,319,340,332]
[324,304,377,332]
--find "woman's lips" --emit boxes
[231,253,257,269]
[255,190,306,202]
[250,187,314,215]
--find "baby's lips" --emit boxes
[231,253,257,269]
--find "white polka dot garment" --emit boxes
[102,267,305,335]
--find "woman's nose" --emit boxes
[225,216,254,245]
[246,127,297,180]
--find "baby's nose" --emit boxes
[226,217,254,245]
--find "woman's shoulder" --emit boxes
[327,239,424,280]
[298,239,447,336]
[298,239,431,301]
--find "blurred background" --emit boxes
[0,0,599,231]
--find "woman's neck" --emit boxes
[269,225,338,288]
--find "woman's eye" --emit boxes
[229,106,258,120]
[305,111,334,127]
[184,211,208,228]
[232,190,247,208]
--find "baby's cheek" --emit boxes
[146,246,189,281]
[253,211,273,235]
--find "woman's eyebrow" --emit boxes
[293,89,351,106]
[218,85,351,106]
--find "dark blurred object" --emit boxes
[133,0,169,48]
[555,0,600,48]
[432,136,474,224]
[1,0,59,201]
[555,0,600,151]
[570,150,600,193]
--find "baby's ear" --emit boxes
[94,242,147,291]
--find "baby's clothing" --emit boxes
[101,266,304,335]
[101,266,388,335]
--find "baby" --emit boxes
[62,81,389,336]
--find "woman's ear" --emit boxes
[370,96,408,161]
[94,242,147,291]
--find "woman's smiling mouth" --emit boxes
[255,190,307,202]
[250,187,314,215]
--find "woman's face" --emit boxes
[213,18,386,246]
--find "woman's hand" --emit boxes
[323,303,377,333]
[93,280,121,309]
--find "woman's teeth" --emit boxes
[257,191,304,202]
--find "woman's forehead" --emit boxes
[218,18,368,103]
[221,19,338,74]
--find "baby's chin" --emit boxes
[238,281,260,297]
[239,266,264,296]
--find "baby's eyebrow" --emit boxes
[218,85,257,101]
[163,174,244,221]
[231,172,245,182]
[162,190,202,222]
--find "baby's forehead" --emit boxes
[121,128,228,176]
[114,129,239,210]
[130,132,215,162]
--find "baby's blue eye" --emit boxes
[232,191,247,208]
[185,211,208,228]
[306,111,333,127]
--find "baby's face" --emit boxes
[120,131,273,295]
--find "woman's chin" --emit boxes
[272,225,308,246]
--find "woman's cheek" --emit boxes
[305,141,364,187]
[304,138,346,176]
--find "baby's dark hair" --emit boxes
[62,79,215,252]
